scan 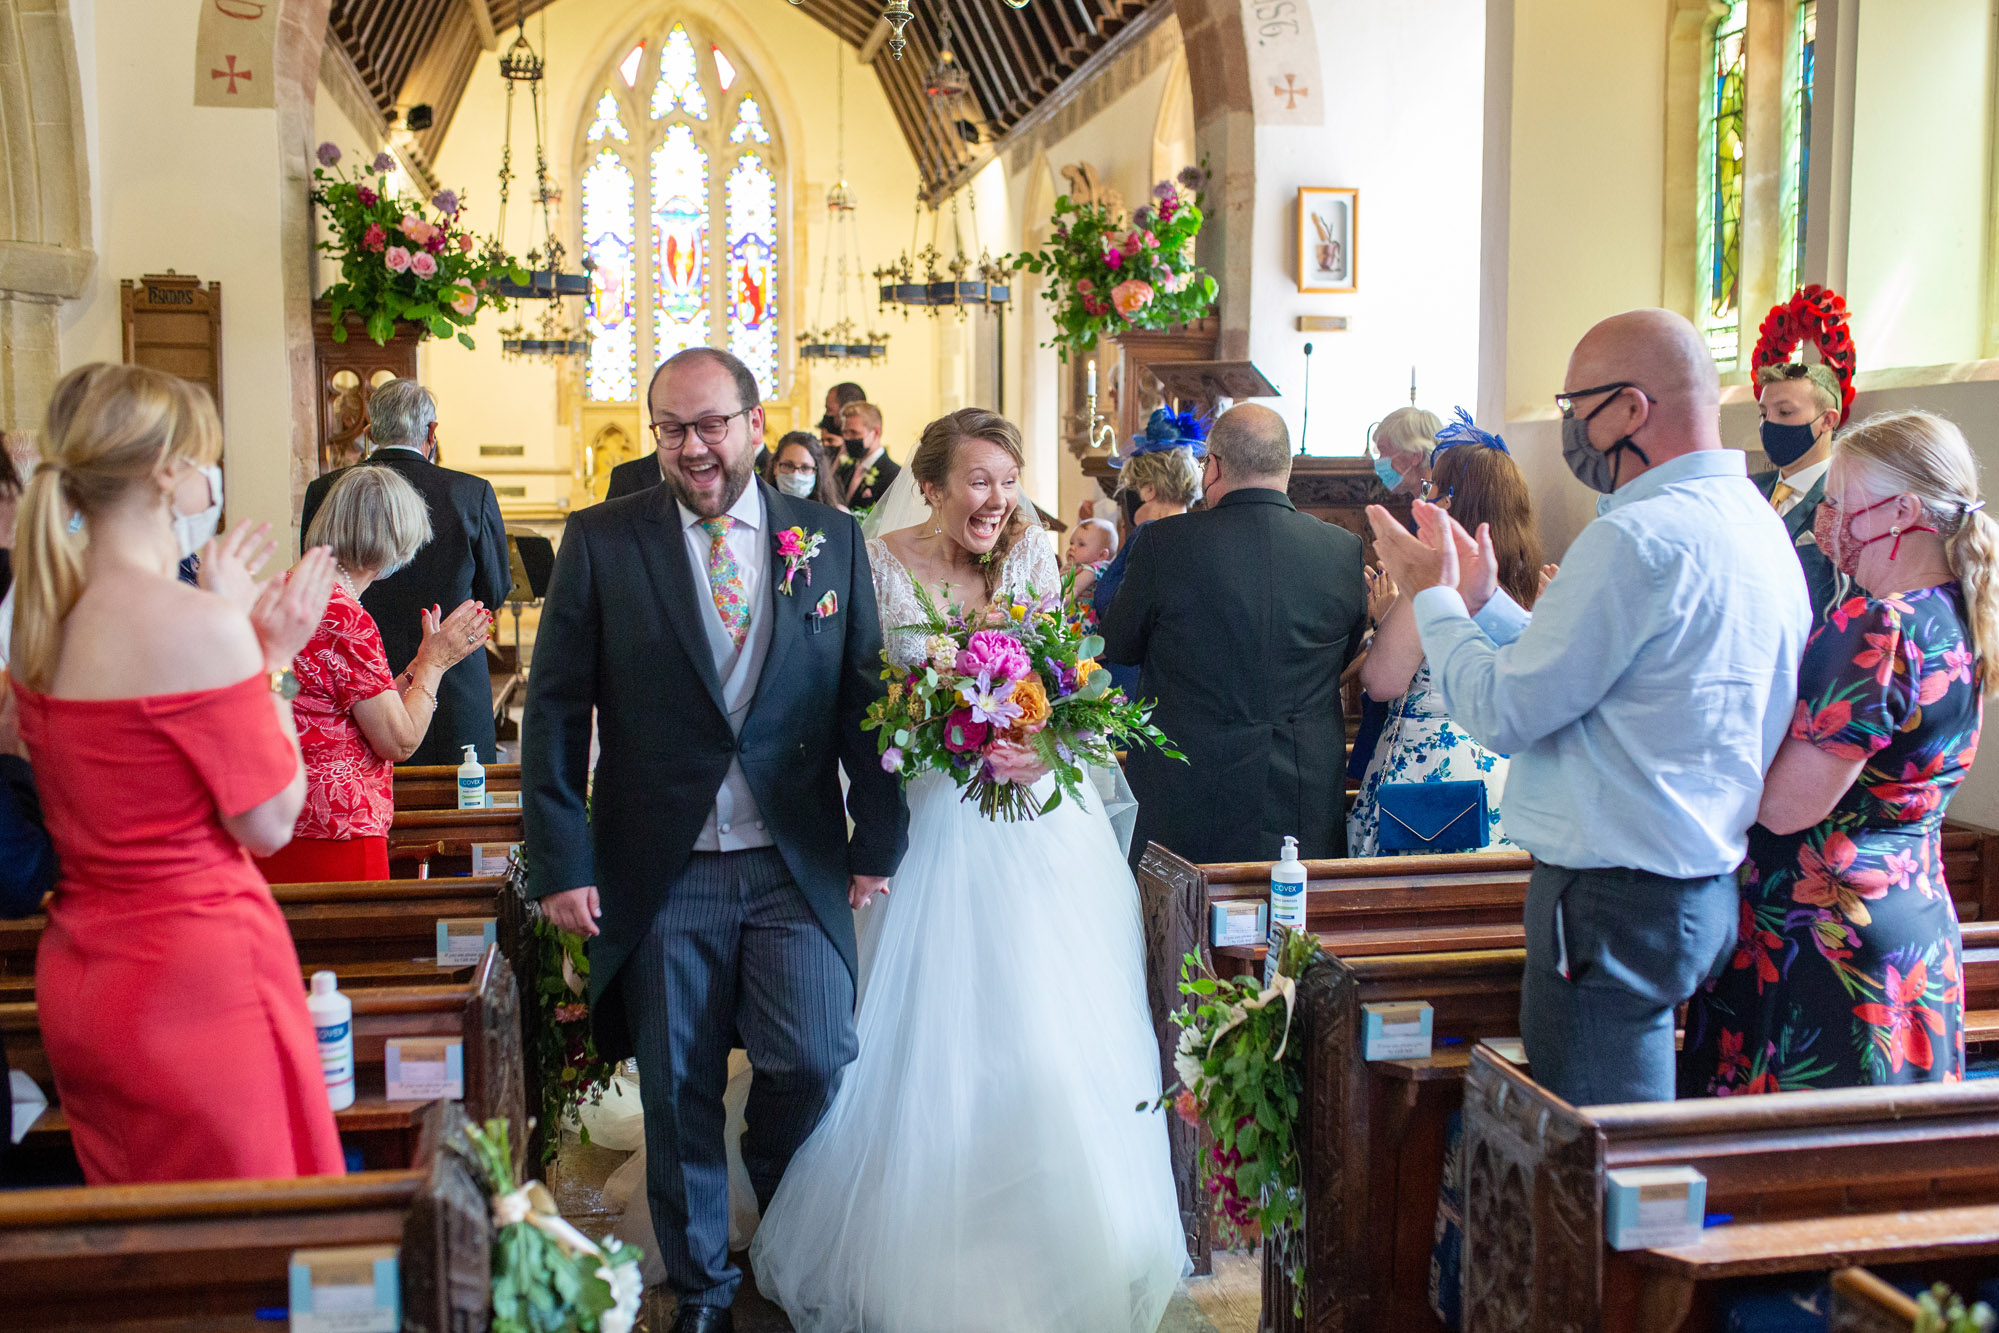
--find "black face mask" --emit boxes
[1759,418,1822,468]
[843,437,869,460]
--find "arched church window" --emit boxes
[1778,0,1817,298]
[1697,0,1749,366]
[580,20,787,403]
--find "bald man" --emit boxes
[1367,309,1810,1105]
[1102,403,1369,866]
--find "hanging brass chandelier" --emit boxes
[874,193,1010,314]
[799,37,890,362]
[788,0,1028,61]
[492,5,590,357]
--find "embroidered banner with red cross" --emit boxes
[194,0,278,110]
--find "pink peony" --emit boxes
[450,288,478,316]
[984,738,1051,787]
[956,628,1031,683]
[1112,279,1155,317]
[941,709,991,754]
[1076,277,1095,294]
[457,233,475,253]
[1174,1088,1203,1126]
[362,222,387,252]
[402,216,437,246]
[409,250,438,278]
[384,246,411,273]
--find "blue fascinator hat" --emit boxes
[1431,406,1507,455]
[1110,405,1211,468]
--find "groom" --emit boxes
[523,347,908,1333]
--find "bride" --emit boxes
[748,408,1187,1332]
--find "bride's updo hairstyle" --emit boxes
[911,407,1029,596]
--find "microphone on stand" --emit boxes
[1298,342,1315,455]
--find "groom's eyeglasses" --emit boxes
[650,408,750,449]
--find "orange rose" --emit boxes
[1007,675,1051,734]
[1075,658,1102,681]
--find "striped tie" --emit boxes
[700,516,749,651]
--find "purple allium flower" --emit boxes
[1132,205,1156,230]
[316,141,342,167]
[1177,165,1208,192]
[373,151,396,173]
[432,189,461,216]
[956,629,1031,683]
[1152,181,1175,201]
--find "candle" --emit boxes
[1087,359,1097,406]
[1410,365,1417,404]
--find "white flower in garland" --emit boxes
[597,1257,644,1333]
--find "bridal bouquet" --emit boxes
[863,575,1179,821]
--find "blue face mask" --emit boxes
[1373,455,1404,492]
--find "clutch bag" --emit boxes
[1374,779,1490,854]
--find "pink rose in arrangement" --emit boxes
[941,710,991,754]
[362,222,387,252]
[402,217,437,246]
[1112,279,1155,317]
[776,529,807,558]
[1127,230,1158,251]
[384,246,412,273]
[1158,268,1192,295]
[1104,248,1124,270]
[450,288,478,316]
[553,1002,589,1024]
[1076,277,1095,294]
[457,233,476,253]
[1173,1088,1203,1127]
[409,251,438,278]
[956,628,1031,683]
[984,738,1051,787]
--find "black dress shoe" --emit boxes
[669,1305,734,1333]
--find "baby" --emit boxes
[1063,518,1119,614]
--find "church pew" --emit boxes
[3,945,525,1177]
[1942,821,1999,922]
[393,760,523,810]
[0,1100,489,1331]
[1460,1047,1999,1333]
[0,874,516,1004]
[389,806,524,877]
[1830,1267,1924,1333]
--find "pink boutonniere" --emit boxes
[776,526,827,595]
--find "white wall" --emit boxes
[58,0,299,539]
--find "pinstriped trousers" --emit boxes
[622,847,857,1308]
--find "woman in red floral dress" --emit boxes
[1682,410,1999,1094]
[254,466,492,883]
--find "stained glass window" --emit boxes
[583,149,637,401]
[583,25,783,404]
[726,153,779,398]
[586,90,629,143]
[1698,0,1748,366]
[1779,0,1818,297]
[729,97,770,145]
[651,24,708,120]
[653,125,711,363]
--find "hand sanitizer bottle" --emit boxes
[1270,835,1307,932]
[457,744,486,810]
[307,971,355,1111]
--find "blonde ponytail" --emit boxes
[1947,504,1999,692]
[9,363,222,692]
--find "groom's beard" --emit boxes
[665,446,758,519]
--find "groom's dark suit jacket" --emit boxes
[1752,466,1840,625]
[522,479,907,1058]
[1101,487,1368,866]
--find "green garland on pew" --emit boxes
[459,1117,644,1333]
[527,913,623,1163]
[1148,928,1320,1315]
[1917,1284,1996,1333]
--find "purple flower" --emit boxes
[1152,181,1175,201]
[1133,205,1156,230]
[881,747,905,774]
[432,189,460,216]
[316,141,342,167]
[373,151,396,173]
[957,672,1024,730]
[1177,165,1208,193]
[956,628,1031,683]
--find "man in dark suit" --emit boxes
[1752,361,1844,622]
[604,450,663,502]
[300,379,511,763]
[524,348,906,1333]
[1102,404,1368,866]
[835,401,901,511]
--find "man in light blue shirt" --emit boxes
[1369,309,1810,1104]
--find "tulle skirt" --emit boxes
[749,770,1187,1332]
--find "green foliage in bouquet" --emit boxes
[525,912,623,1164]
[458,1118,644,1333]
[1012,164,1218,360]
[310,141,529,349]
[1916,1284,1997,1333]
[1149,927,1320,1314]
[862,570,1180,821]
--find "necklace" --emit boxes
[334,563,359,599]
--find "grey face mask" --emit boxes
[777,472,817,498]
[1560,413,1650,495]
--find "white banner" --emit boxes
[1238,0,1325,127]
[194,0,279,109]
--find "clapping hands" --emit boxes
[196,521,279,612]
[250,548,338,673]
[1365,501,1504,615]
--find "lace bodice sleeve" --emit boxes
[868,537,932,669]
[1002,527,1062,603]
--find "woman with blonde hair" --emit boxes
[254,465,492,884]
[1682,408,1996,1094]
[9,362,345,1182]
[1369,405,1444,498]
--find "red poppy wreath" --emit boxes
[1751,285,1858,423]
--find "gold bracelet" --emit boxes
[400,671,437,707]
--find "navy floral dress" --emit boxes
[1346,661,1513,856]
[1680,585,1979,1095]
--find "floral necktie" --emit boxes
[700,516,749,651]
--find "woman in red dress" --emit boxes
[254,466,492,884]
[9,362,345,1183]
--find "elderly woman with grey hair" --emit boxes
[1369,406,1444,498]
[252,466,492,883]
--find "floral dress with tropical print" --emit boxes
[1346,660,1513,857]
[1680,585,1978,1096]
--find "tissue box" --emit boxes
[1210,901,1269,948]
[1605,1166,1706,1250]
[385,1038,463,1102]
[435,917,497,967]
[472,842,519,876]
[289,1245,399,1332]
[1362,1001,1434,1060]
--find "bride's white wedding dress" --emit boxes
[747,528,1187,1333]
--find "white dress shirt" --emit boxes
[678,484,775,852]
[1411,449,1810,879]
[1771,456,1829,517]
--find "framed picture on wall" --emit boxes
[1297,187,1358,293]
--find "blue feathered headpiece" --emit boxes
[1110,406,1210,467]
[1431,406,1507,455]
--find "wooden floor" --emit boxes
[547,1128,1260,1333]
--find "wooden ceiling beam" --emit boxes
[951,0,1038,118]
[930,0,1022,125]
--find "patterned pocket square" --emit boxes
[813,591,839,619]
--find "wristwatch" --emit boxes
[268,668,300,701]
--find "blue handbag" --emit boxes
[1374,779,1490,854]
